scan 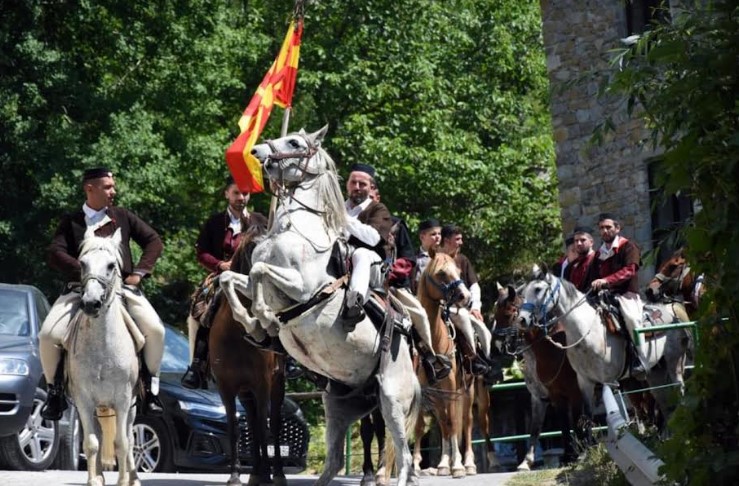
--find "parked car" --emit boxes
[128,324,310,473]
[0,283,76,470]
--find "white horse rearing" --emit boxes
[68,228,141,486]
[221,126,421,486]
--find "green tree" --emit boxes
[602,2,739,483]
[1,0,559,326]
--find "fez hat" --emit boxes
[349,163,376,178]
[572,225,594,236]
[418,219,441,233]
[82,167,113,182]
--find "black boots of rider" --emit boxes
[182,326,209,390]
[41,382,68,421]
[41,358,68,421]
[341,290,366,332]
[420,349,452,385]
[284,356,304,380]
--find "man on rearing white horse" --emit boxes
[341,163,452,383]
[39,167,165,420]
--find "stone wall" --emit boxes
[539,0,657,283]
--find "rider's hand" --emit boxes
[218,260,232,272]
[471,309,484,321]
[591,278,608,290]
[124,274,142,286]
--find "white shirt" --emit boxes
[344,198,380,246]
[82,203,111,231]
[227,208,243,236]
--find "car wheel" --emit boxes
[0,387,60,471]
[52,405,81,470]
[132,416,173,473]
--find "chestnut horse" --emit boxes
[412,252,470,478]
[201,229,287,486]
[646,247,704,320]
[459,369,500,474]
[493,284,585,471]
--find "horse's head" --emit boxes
[252,125,331,187]
[493,282,522,330]
[78,228,123,317]
[516,264,560,331]
[646,248,689,303]
[420,252,470,307]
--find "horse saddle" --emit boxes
[364,289,412,336]
[592,291,625,336]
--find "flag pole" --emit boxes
[267,108,290,231]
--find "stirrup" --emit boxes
[432,355,452,381]
[40,387,68,421]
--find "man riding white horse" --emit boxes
[341,163,453,382]
[39,167,165,420]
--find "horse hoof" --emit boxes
[227,477,243,486]
[451,467,466,478]
[87,476,104,486]
[272,475,287,486]
[437,466,450,476]
[516,461,531,471]
[465,465,477,476]
[130,480,141,486]
[246,475,261,486]
[360,479,375,486]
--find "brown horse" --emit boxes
[412,252,468,477]
[647,247,704,320]
[359,410,386,486]
[493,284,585,471]
[201,229,287,486]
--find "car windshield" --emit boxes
[0,289,30,337]
[160,325,190,373]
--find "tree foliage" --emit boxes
[603,2,739,483]
[1,0,559,326]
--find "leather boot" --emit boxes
[182,327,209,390]
[420,348,452,384]
[285,356,304,380]
[41,382,68,421]
[143,375,164,416]
[341,290,365,332]
[460,339,489,376]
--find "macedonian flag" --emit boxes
[226,20,303,194]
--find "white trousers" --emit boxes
[390,287,436,354]
[349,248,384,301]
[39,286,165,383]
[449,306,491,358]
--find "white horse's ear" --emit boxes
[531,264,541,279]
[111,228,122,248]
[496,281,504,292]
[298,128,307,136]
[307,125,329,148]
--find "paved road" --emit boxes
[0,470,521,486]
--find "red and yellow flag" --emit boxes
[226,20,303,194]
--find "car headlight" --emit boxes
[0,358,30,376]
[178,400,227,419]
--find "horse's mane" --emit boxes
[78,235,124,273]
[312,147,347,236]
[232,218,269,275]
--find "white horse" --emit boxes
[221,126,421,486]
[67,228,140,486]
[516,265,691,426]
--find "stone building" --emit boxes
[539,0,691,284]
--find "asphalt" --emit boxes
[0,470,522,486]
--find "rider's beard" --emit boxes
[350,191,368,206]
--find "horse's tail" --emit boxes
[383,379,423,482]
[97,407,117,469]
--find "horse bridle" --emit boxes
[520,277,561,331]
[653,261,691,301]
[80,270,117,306]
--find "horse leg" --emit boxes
[360,415,377,486]
[270,365,287,486]
[314,393,372,486]
[249,263,312,335]
[576,376,596,448]
[114,402,131,486]
[125,406,140,486]
[219,271,264,340]
[242,394,271,486]
[77,403,105,486]
[221,393,242,486]
[518,391,546,471]
[462,381,476,476]
[475,378,499,470]
[373,410,387,486]
[412,412,425,474]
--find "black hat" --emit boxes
[418,219,441,233]
[565,236,575,246]
[225,174,236,187]
[82,167,113,181]
[441,224,461,241]
[349,163,376,178]
[598,212,618,223]
[572,225,593,236]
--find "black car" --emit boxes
[132,324,310,473]
[0,283,79,471]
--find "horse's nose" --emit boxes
[81,299,102,316]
